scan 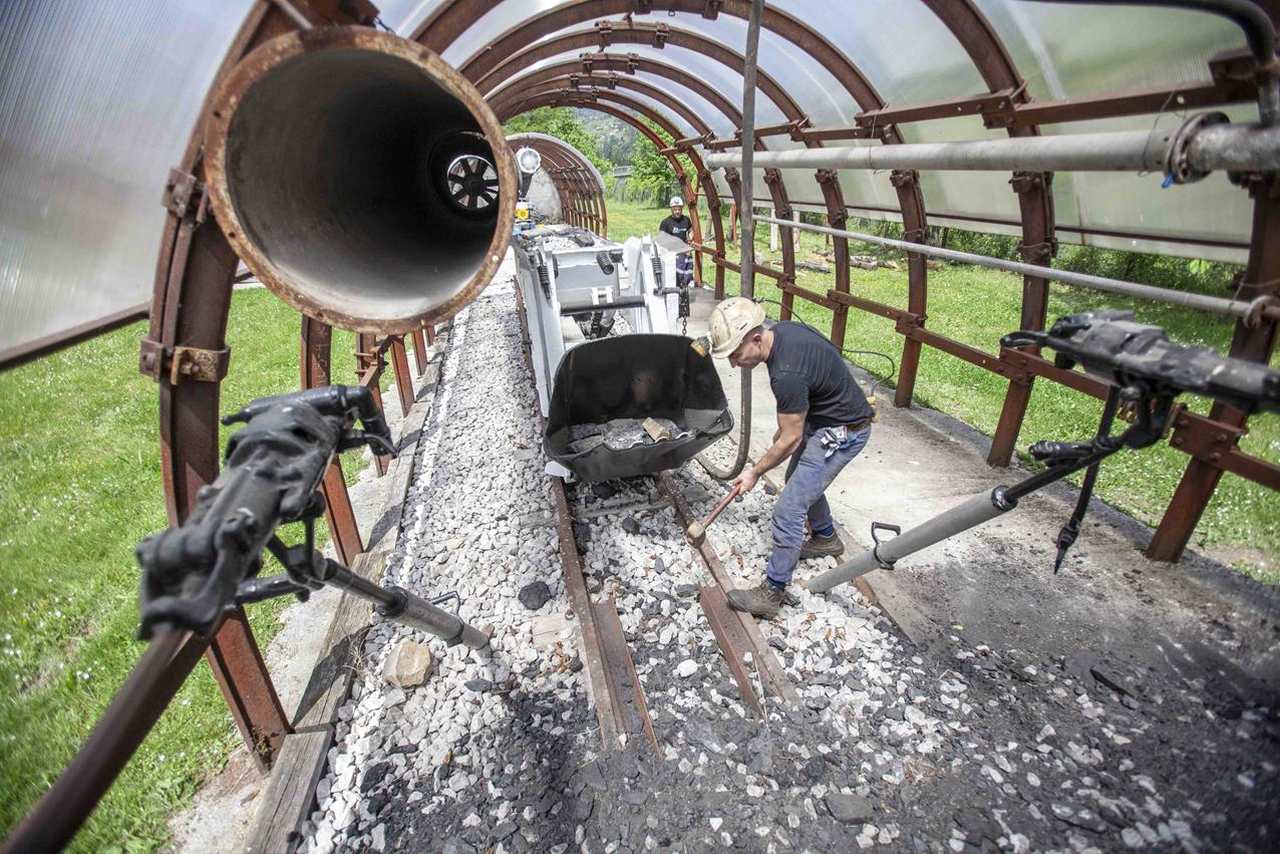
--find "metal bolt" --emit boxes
[1209,452,1222,462]
[1172,437,1183,446]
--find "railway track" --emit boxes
[514,286,797,755]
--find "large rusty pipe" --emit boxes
[203,28,516,334]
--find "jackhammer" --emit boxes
[808,310,1280,593]
[138,384,490,648]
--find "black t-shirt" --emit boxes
[766,321,874,427]
[659,214,693,243]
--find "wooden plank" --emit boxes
[292,550,387,730]
[247,729,334,854]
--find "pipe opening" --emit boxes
[206,31,513,332]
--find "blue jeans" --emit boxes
[675,252,693,287]
[766,424,871,587]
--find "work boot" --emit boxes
[801,531,844,559]
[727,581,785,619]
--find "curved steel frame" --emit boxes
[10,2,1280,845]
[508,134,608,232]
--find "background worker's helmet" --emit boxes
[708,297,766,357]
[670,196,684,208]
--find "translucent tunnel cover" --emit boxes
[0,0,1261,354]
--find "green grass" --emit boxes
[608,198,1279,582]
[0,289,386,850]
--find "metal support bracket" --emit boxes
[787,117,812,141]
[889,168,920,189]
[163,167,205,221]
[701,0,722,19]
[594,20,613,47]
[1009,170,1052,195]
[1168,412,1245,465]
[139,339,231,385]
[1017,239,1059,265]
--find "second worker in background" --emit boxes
[708,297,874,618]
[659,196,696,287]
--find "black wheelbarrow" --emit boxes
[543,334,733,481]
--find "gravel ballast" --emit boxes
[300,273,1277,853]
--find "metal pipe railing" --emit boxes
[756,215,1280,323]
[702,120,1280,176]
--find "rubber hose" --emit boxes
[698,0,764,481]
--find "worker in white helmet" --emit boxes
[659,195,696,287]
[706,297,874,618]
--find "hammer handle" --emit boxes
[699,484,742,531]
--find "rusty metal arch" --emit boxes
[489,52,801,299]
[469,19,877,348]
[476,22,808,124]
[493,71,717,138]
[414,0,929,381]
[919,1,1056,470]
[510,134,608,231]
[499,90,727,292]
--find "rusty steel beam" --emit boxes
[922,0,1055,464]
[999,78,1254,128]
[2,629,209,851]
[0,301,150,371]
[389,335,414,415]
[487,56,737,133]
[411,328,428,373]
[1148,173,1280,561]
[356,332,392,476]
[856,88,1021,129]
[301,316,364,566]
[493,74,715,138]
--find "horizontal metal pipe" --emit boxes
[702,122,1280,175]
[754,215,1279,322]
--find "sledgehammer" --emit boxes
[686,484,742,544]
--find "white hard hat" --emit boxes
[670,196,684,207]
[708,297,766,357]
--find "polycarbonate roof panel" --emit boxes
[773,0,989,106]
[1,0,1264,355]
[0,0,256,355]
[974,0,1250,101]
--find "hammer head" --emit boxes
[686,521,705,543]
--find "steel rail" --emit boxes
[756,214,1279,322]
[703,121,1280,175]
